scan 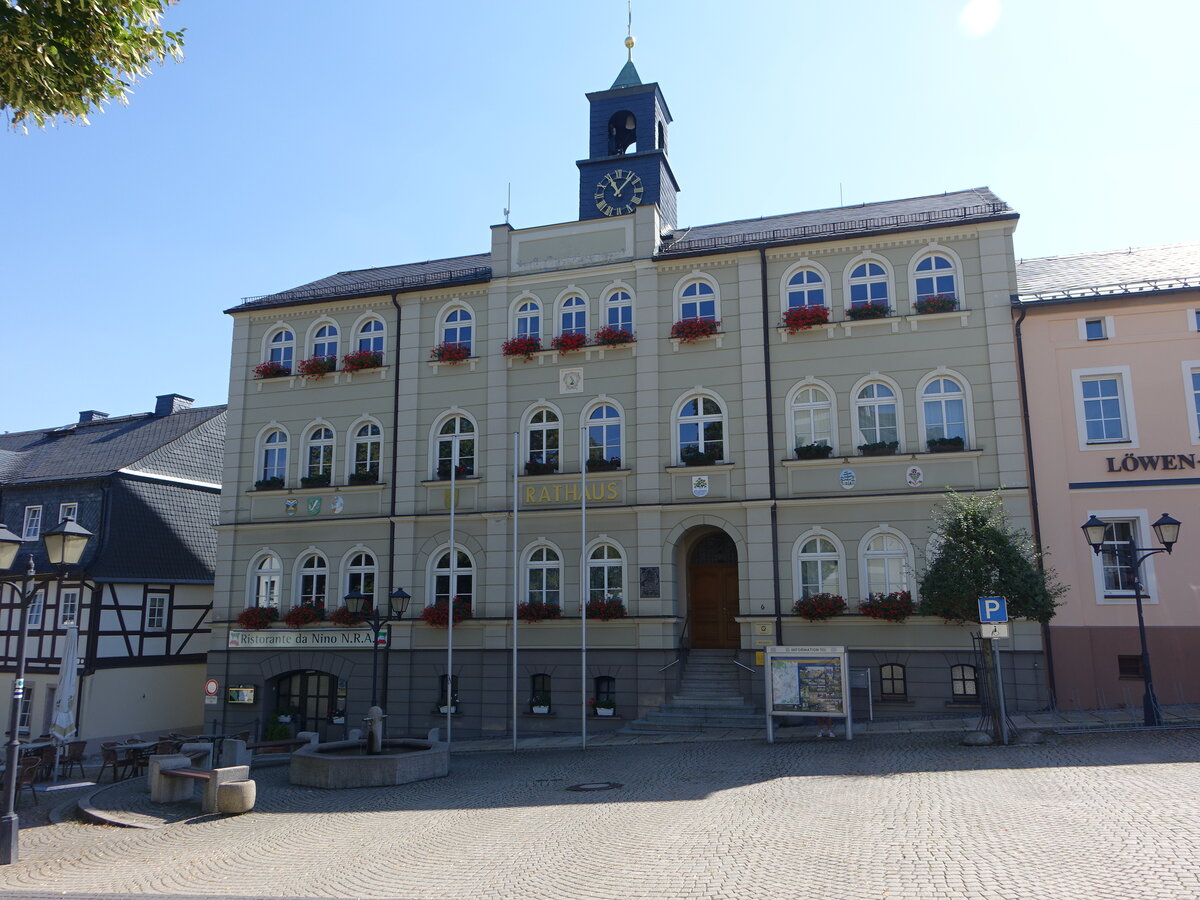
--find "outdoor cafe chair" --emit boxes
[35,745,57,781]
[16,757,39,805]
[59,740,88,780]
[97,743,133,782]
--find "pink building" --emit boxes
[1016,243,1200,711]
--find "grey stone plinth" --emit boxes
[178,743,213,769]
[148,754,193,802]
[289,739,449,789]
[216,780,256,814]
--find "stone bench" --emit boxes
[148,754,256,814]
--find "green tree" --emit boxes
[0,0,184,129]
[919,491,1062,624]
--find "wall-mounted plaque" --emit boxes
[639,566,660,599]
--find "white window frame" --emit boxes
[858,526,915,597]
[585,537,626,612]
[786,378,838,455]
[59,588,80,626]
[522,541,563,608]
[17,682,33,733]
[307,318,339,362]
[673,391,727,464]
[430,410,477,479]
[145,592,168,632]
[555,288,589,337]
[851,374,905,452]
[1078,316,1115,341]
[58,502,78,524]
[513,296,542,340]
[1086,509,1157,605]
[295,550,329,607]
[1181,360,1200,445]
[792,527,847,600]
[1071,366,1138,450]
[27,589,44,628]
[262,323,296,372]
[583,399,624,466]
[22,506,43,541]
[779,261,832,313]
[843,253,893,311]
[1188,309,1200,333]
[916,368,974,449]
[304,424,335,480]
[343,548,378,606]
[523,405,562,471]
[427,545,475,608]
[603,285,634,333]
[259,427,290,482]
[673,273,720,323]
[248,552,282,609]
[439,305,475,354]
[350,420,383,479]
[909,247,961,308]
[355,314,386,354]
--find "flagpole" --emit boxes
[447,451,456,747]
[511,431,520,752]
[580,425,588,751]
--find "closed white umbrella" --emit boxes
[50,624,81,780]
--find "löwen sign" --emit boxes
[1105,452,1199,474]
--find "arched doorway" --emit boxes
[273,669,345,740]
[687,531,740,649]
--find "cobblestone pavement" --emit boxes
[3,729,1200,900]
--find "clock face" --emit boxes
[594,169,644,216]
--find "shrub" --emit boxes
[782,305,830,332]
[501,335,542,359]
[586,456,622,472]
[551,332,588,353]
[237,606,279,630]
[927,436,965,453]
[283,604,325,628]
[681,446,721,466]
[914,294,959,315]
[296,355,337,380]
[517,600,562,622]
[859,591,916,622]
[586,597,627,620]
[341,349,383,371]
[794,442,834,460]
[254,476,285,491]
[430,342,470,363]
[420,596,473,627]
[858,440,899,457]
[300,473,331,488]
[253,361,290,379]
[593,326,635,346]
[792,593,847,621]
[524,459,556,476]
[669,317,720,343]
[845,302,890,320]
[348,470,379,485]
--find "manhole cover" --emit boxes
[566,781,623,792]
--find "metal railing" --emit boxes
[1019,274,1200,302]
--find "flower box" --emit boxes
[859,590,916,622]
[328,605,365,627]
[436,462,473,480]
[680,447,721,467]
[794,443,834,460]
[524,460,557,476]
[593,326,635,347]
[253,361,291,379]
[437,705,458,715]
[792,593,847,621]
[914,294,959,315]
[586,456,622,472]
[517,600,562,622]
[297,356,337,380]
[782,305,830,333]
[858,441,899,457]
[530,704,551,715]
[595,707,615,717]
[586,598,627,620]
[341,349,383,371]
[420,596,472,627]
[670,317,720,343]
[926,436,965,453]
[430,342,470,363]
[283,603,325,628]
[331,716,345,725]
[300,473,331,488]
[236,606,279,630]
[348,470,379,485]
[502,335,542,360]
[551,332,588,353]
[845,302,891,321]
[254,477,285,491]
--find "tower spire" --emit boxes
[611,1,642,90]
[626,0,635,61]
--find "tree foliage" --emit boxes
[0,0,184,129]
[919,491,1062,624]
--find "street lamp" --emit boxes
[1,518,93,865]
[1081,512,1181,727]
[343,586,411,752]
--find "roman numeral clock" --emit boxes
[594,169,645,217]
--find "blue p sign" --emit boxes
[978,596,1008,623]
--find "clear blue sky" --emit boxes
[3,0,1197,433]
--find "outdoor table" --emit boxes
[189,733,231,765]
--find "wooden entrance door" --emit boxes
[688,533,740,649]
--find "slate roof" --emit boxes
[228,188,1015,312]
[0,405,226,485]
[1017,242,1200,301]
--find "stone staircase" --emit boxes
[622,649,760,734]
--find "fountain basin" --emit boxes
[289,738,448,789]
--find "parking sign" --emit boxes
[978,596,1008,623]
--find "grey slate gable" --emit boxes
[1017,242,1200,300]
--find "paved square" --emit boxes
[3,729,1199,899]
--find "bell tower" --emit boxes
[576,35,680,229]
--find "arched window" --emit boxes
[914,253,958,302]
[560,295,587,336]
[261,430,288,482]
[305,427,334,480]
[951,664,978,699]
[298,553,328,608]
[605,290,633,333]
[515,299,541,340]
[586,403,623,466]
[312,324,338,360]
[588,543,624,605]
[786,268,826,309]
[922,377,967,446]
[594,675,616,708]
[679,280,717,321]
[677,395,724,463]
[849,261,889,307]
[608,109,636,155]
[880,664,906,699]
[530,673,552,709]
[441,308,473,353]
[252,554,281,609]
[352,423,382,479]
[358,318,385,353]
[435,415,475,479]
[797,536,840,599]
[863,533,910,594]
[346,551,376,605]
[268,328,294,371]
[854,383,899,449]
[432,548,473,607]
[526,408,560,472]
[791,385,834,451]
[526,546,561,609]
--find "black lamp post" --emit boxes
[0,517,92,865]
[343,586,411,737]
[1081,512,1181,727]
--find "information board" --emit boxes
[764,645,852,741]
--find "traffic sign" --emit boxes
[204,678,219,696]
[978,596,1008,623]
[981,622,1009,640]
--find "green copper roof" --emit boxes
[611,60,642,89]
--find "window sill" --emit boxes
[777,324,838,342]
[841,314,900,336]
[906,309,971,330]
[665,462,734,472]
[253,366,392,390]
[669,331,725,352]
[428,357,480,373]
[245,481,385,495]
[419,475,481,485]
[508,342,637,367]
[782,448,983,467]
